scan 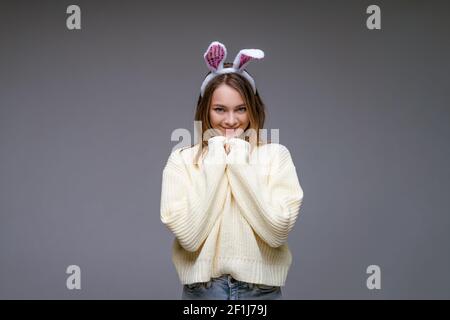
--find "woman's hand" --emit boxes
[224,128,244,139]
[223,128,244,155]
[224,143,231,155]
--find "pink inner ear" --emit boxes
[239,54,252,69]
[206,44,225,70]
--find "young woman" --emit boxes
[160,41,304,300]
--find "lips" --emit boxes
[222,128,244,139]
[223,128,239,136]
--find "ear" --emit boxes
[232,48,264,71]
[203,41,227,72]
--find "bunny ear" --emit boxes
[204,41,227,72]
[232,48,264,71]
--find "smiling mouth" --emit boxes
[223,128,238,135]
[222,128,245,138]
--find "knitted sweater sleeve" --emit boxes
[160,136,228,252]
[225,138,304,248]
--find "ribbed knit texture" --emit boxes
[160,136,304,286]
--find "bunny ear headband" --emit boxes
[200,41,265,97]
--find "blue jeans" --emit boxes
[181,274,282,300]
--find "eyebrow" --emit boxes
[213,104,246,109]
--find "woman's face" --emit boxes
[209,84,250,138]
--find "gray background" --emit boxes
[1,0,449,299]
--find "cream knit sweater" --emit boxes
[160,135,304,286]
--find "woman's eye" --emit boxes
[214,107,246,113]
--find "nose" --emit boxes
[224,112,238,127]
